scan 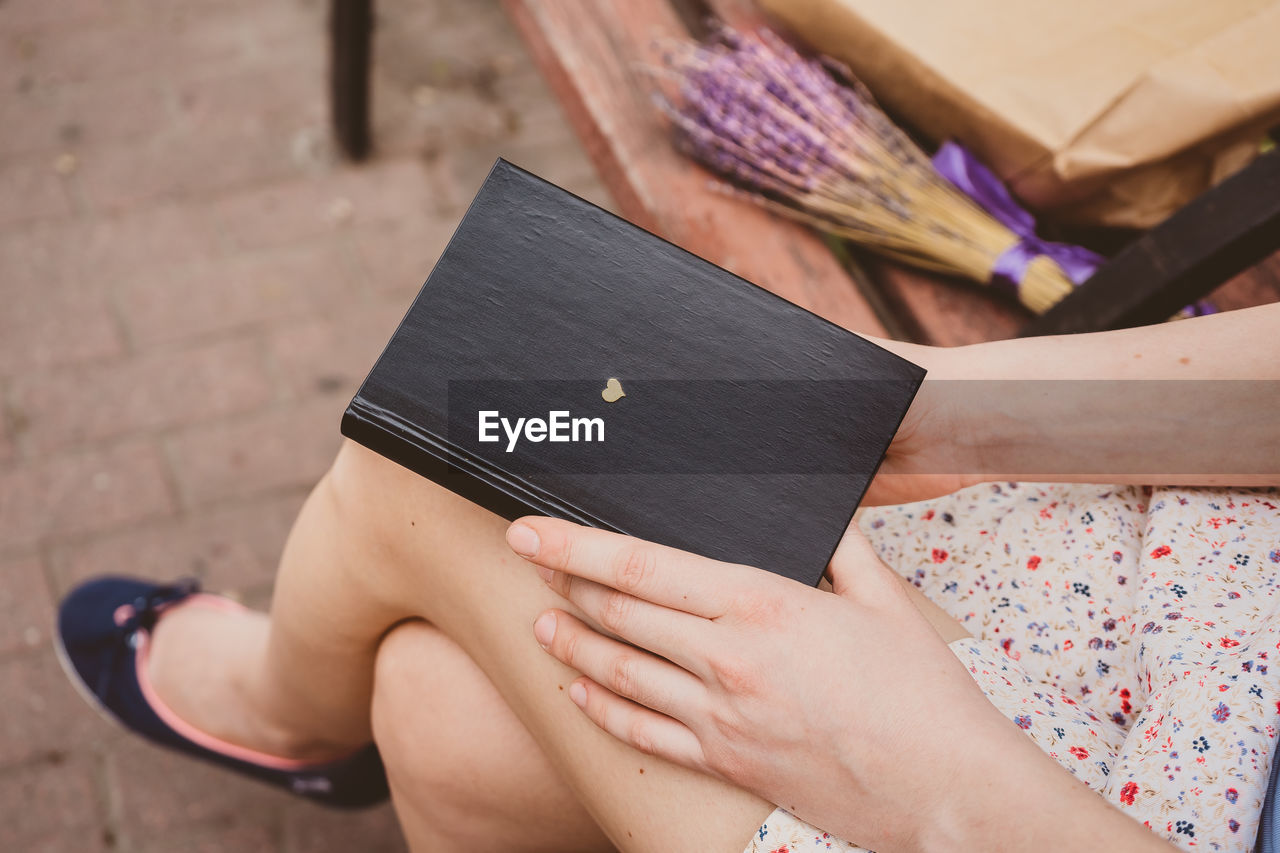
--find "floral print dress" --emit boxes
[745,484,1280,852]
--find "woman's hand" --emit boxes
[504,517,1146,851]
[858,338,984,506]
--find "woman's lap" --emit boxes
[357,442,1280,851]
[328,441,773,852]
[852,482,1280,850]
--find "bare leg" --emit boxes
[148,440,970,851]
[371,620,613,852]
[151,441,770,851]
[148,465,413,759]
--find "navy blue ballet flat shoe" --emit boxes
[55,576,389,809]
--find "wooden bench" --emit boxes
[329,0,1280,343]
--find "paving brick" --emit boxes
[235,0,328,67]
[208,160,435,252]
[0,217,92,297]
[4,16,249,88]
[350,217,457,298]
[0,301,123,379]
[366,4,558,167]
[282,802,406,853]
[165,397,344,509]
[113,244,356,348]
[432,127,613,219]
[429,75,610,209]
[0,73,173,159]
[371,84,513,162]
[50,492,307,597]
[0,756,104,851]
[0,410,14,465]
[75,121,307,213]
[0,442,175,551]
[0,555,55,655]
[0,88,64,162]
[0,652,113,768]
[0,220,75,290]
[169,57,325,140]
[136,822,281,853]
[128,0,270,15]
[10,337,275,455]
[79,201,224,285]
[268,298,408,401]
[105,743,289,837]
[0,152,75,228]
[0,0,113,34]
[0,219,126,377]
[375,1,516,98]
[24,829,114,853]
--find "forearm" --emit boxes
[935,304,1280,486]
[918,721,1175,853]
[960,303,1280,381]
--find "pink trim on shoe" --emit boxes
[133,594,348,772]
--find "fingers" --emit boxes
[535,609,708,723]
[507,517,748,619]
[541,570,716,677]
[565,676,709,775]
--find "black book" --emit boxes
[342,160,924,587]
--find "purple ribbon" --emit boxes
[931,141,1214,317]
[931,141,1104,296]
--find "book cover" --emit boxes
[342,160,924,587]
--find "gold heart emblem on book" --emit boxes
[601,377,625,403]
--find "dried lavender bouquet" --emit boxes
[655,26,1079,314]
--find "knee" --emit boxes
[371,621,513,835]
[371,621,471,792]
[371,622,611,852]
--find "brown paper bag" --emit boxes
[758,0,1280,227]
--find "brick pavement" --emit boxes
[0,0,609,849]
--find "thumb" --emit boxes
[825,522,888,599]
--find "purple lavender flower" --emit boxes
[655,24,1087,315]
